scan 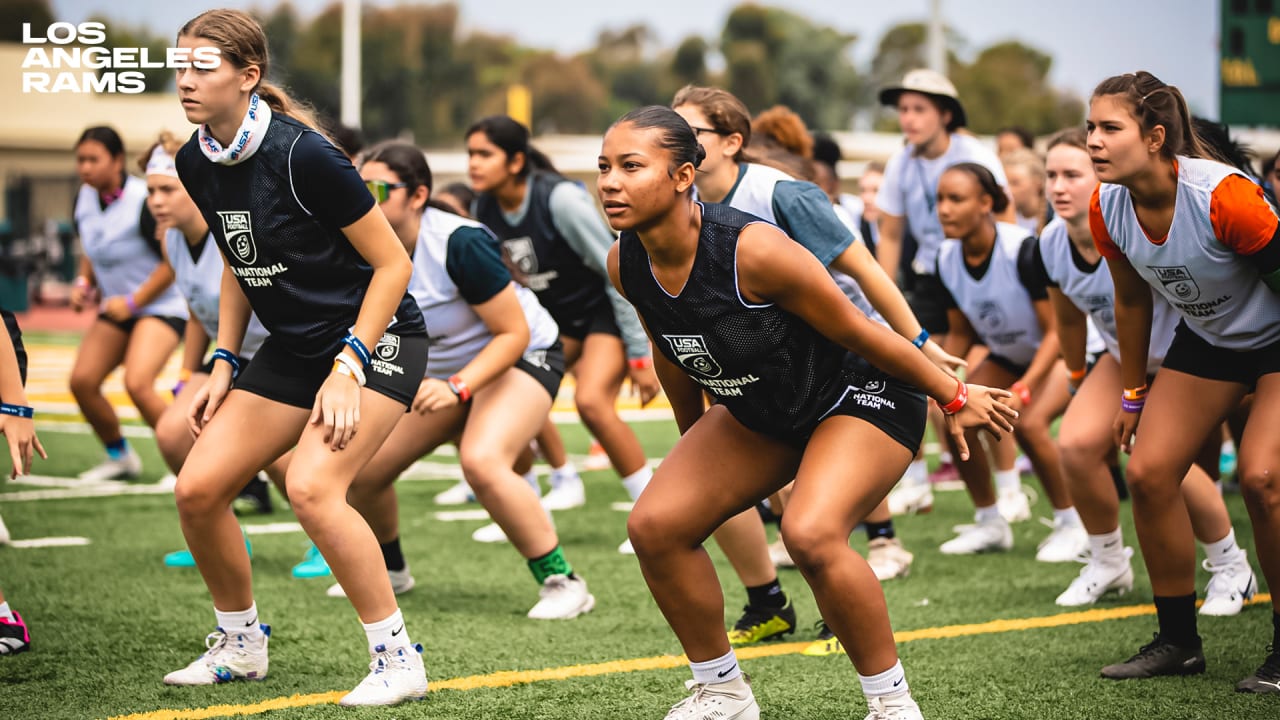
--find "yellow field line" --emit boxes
[105,593,1271,720]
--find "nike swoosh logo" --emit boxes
[245,618,258,627]
[1258,680,1280,691]
[1104,541,1118,548]
[391,624,405,637]
[893,677,904,687]
[717,665,737,678]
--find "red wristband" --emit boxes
[1010,380,1031,406]
[447,375,471,403]
[939,380,968,415]
[628,356,652,370]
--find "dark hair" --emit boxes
[812,133,842,169]
[997,126,1035,150]
[77,126,124,157]
[439,182,476,211]
[671,85,751,163]
[1192,117,1256,177]
[1046,126,1088,153]
[1091,71,1221,163]
[1268,149,1280,177]
[465,115,558,178]
[944,162,1010,215]
[612,105,706,177]
[326,121,365,158]
[361,140,433,197]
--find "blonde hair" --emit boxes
[179,9,325,135]
[1001,147,1046,187]
[671,85,752,162]
[136,131,183,175]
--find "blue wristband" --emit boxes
[211,348,242,379]
[0,403,34,419]
[911,329,930,349]
[343,334,372,369]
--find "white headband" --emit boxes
[145,144,179,178]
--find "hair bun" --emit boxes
[693,143,706,169]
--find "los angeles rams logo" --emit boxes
[217,211,257,265]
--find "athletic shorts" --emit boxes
[813,368,928,454]
[235,328,428,409]
[99,313,186,339]
[1160,320,1280,392]
[983,353,1029,378]
[555,301,621,343]
[902,271,950,335]
[515,341,566,401]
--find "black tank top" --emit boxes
[473,171,606,326]
[176,115,426,358]
[619,202,858,442]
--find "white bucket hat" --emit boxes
[878,69,968,129]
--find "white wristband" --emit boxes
[333,352,367,386]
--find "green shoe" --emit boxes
[727,600,796,645]
[163,537,251,568]
[292,543,331,578]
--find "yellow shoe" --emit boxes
[726,601,795,646]
[801,621,843,656]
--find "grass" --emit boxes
[0,418,1275,720]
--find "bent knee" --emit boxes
[779,515,846,572]
[1124,458,1182,501]
[1239,463,1280,513]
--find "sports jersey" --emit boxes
[937,222,1045,366]
[163,228,268,360]
[407,207,559,378]
[619,202,865,443]
[1092,156,1280,349]
[720,163,856,266]
[74,175,188,319]
[877,133,1007,274]
[176,114,426,359]
[1033,218,1175,374]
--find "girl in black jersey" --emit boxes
[600,106,1016,720]
[163,10,429,706]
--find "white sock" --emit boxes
[214,602,263,637]
[549,463,581,489]
[995,469,1021,494]
[621,465,652,501]
[902,459,928,487]
[1202,528,1243,563]
[362,608,411,652]
[1053,506,1082,527]
[975,504,1002,525]
[0,601,13,623]
[523,469,541,494]
[689,649,740,685]
[1089,528,1125,562]
[859,659,909,698]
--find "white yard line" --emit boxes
[9,536,91,548]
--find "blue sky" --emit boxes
[48,0,1221,118]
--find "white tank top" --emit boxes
[74,176,188,319]
[409,208,560,379]
[1094,156,1280,349]
[163,228,268,360]
[937,222,1042,366]
[1038,218,1174,374]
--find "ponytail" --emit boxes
[1091,71,1224,163]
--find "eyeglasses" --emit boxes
[689,126,726,137]
[365,179,407,204]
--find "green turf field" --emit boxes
[0,420,1274,720]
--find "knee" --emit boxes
[1124,457,1179,504]
[626,501,684,557]
[68,371,99,399]
[574,391,613,428]
[283,469,339,523]
[779,514,844,575]
[1057,429,1104,474]
[458,447,506,490]
[174,472,228,521]
[123,371,157,402]
[1239,462,1280,515]
[154,414,188,468]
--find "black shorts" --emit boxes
[555,301,621,343]
[515,341,566,401]
[99,313,186,339]
[815,369,928,454]
[235,329,428,409]
[902,272,950,335]
[1160,320,1280,391]
[983,353,1029,378]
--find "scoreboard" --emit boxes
[1221,1,1280,126]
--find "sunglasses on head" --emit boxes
[365,179,407,203]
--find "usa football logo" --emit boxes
[664,334,722,378]
[217,211,257,265]
[375,333,400,362]
[1150,265,1201,302]
[503,237,538,275]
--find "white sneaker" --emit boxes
[434,479,474,505]
[665,675,759,720]
[527,574,596,620]
[997,487,1032,523]
[1035,518,1089,563]
[338,643,429,707]
[78,448,142,482]
[327,568,417,598]
[618,538,636,555]
[1055,548,1135,606]
[156,473,179,490]
[1200,551,1258,616]
[471,522,509,543]
[541,480,586,511]
[939,518,1012,555]
[768,538,795,568]
[887,482,933,515]
[582,441,611,471]
[865,693,924,720]
[163,624,270,685]
[0,512,9,546]
[867,537,913,580]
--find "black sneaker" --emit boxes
[232,475,274,516]
[726,601,796,645]
[1100,634,1206,679]
[1236,645,1280,693]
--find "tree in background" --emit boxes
[951,41,1083,135]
